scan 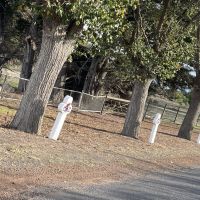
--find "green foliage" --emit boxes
[0,1,26,59]
[110,0,197,83]
[175,91,190,105]
[9,0,139,56]
[5,0,199,98]
[12,0,139,24]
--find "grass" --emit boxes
[0,73,19,89]
[0,105,16,116]
[0,98,200,198]
[8,80,19,89]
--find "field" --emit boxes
[0,99,199,199]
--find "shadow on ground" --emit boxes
[8,168,200,200]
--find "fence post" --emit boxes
[161,104,167,119]
[78,90,84,109]
[143,101,150,120]
[100,94,107,115]
[174,106,180,123]
[0,75,7,99]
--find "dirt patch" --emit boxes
[0,99,199,199]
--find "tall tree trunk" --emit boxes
[50,63,67,103]
[10,18,81,134]
[178,25,200,140]
[178,81,200,140]
[17,36,35,92]
[122,79,153,138]
[82,57,99,93]
[0,2,4,45]
[93,58,108,96]
[83,56,107,95]
[18,21,37,93]
[93,71,107,96]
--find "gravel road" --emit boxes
[20,167,200,200]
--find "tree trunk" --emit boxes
[83,56,108,95]
[178,83,200,140]
[122,79,153,138]
[0,3,4,45]
[10,18,81,134]
[93,71,107,96]
[178,25,200,140]
[82,57,99,94]
[18,20,37,93]
[93,58,108,96]
[50,63,67,103]
[18,37,35,92]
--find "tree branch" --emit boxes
[154,0,171,53]
[156,0,171,35]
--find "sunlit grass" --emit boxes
[0,105,16,116]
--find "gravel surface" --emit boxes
[0,99,200,199]
[14,167,200,200]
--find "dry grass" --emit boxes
[0,99,199,198]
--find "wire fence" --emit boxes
[0,73,106,113]
[105,96,200,127]
[0,73,199,127]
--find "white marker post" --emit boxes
[197,134,200,144]
[48,95,73,140]
[148,113,161,144]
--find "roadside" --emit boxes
[18,167,200,200]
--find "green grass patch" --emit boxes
[0,105,16,116]
[8,81,19,89]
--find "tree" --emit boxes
[50,62,68,103]
[0,1,26,70]
[10,0,139,134]
[178,24,200,140]
[17,0,43,93]
[120,0,195,138]
[83,56,109,95]
[0,1,5,45]
[18,18,38,93]
[154,66,194,103]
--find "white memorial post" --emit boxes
[48,95,73,140]
[197,134,200,144]
[148,113,161,144]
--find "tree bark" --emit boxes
[82,57,99,94]
[50,63,67,103]
[10,18,81,134]
[18,18,38,93]
[0,2,4,45]
[178,81,200,140]
[93,71,107,96]
[122,79,153,138]
[93,58,108,96]
[18,38,35,92]
[178,24,200,140]
[17,0,41,92]
[83,56,108,95]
